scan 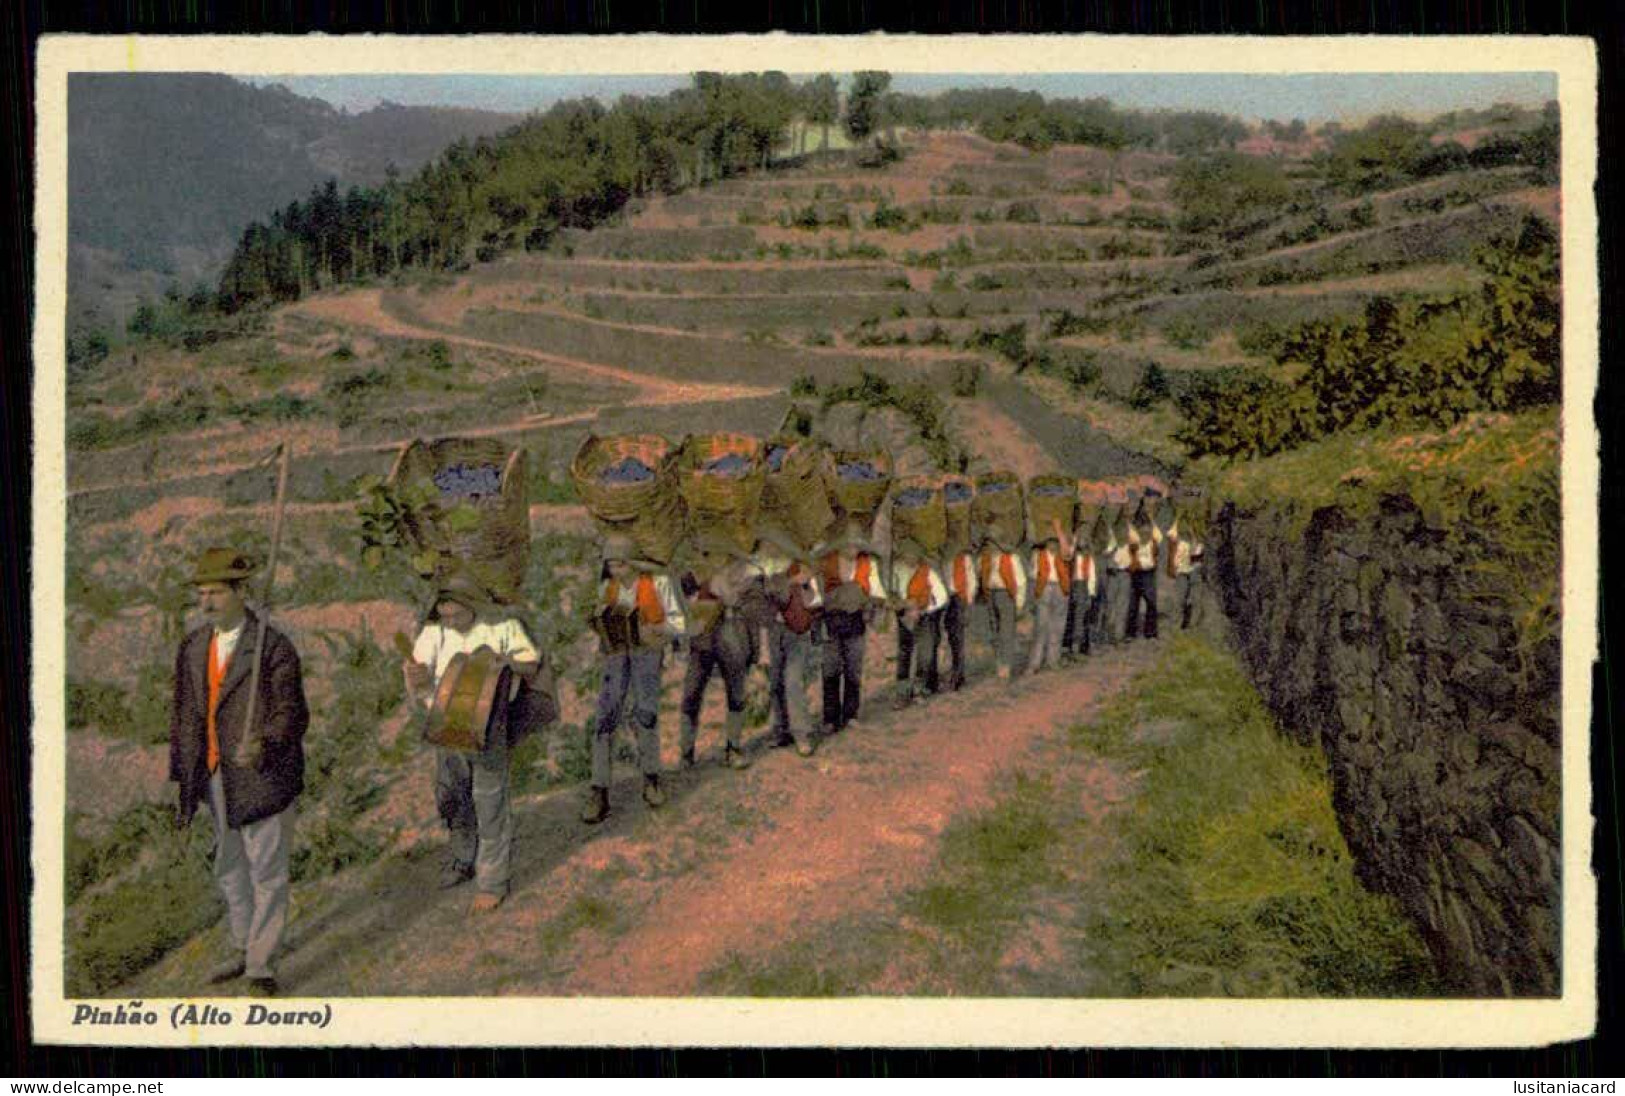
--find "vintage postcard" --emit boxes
[30,34,1598,1047]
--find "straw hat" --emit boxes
[189,547,259,586]
[428,570,498,620]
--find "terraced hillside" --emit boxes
[61,127,1556,998]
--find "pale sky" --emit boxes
[245,71,1556,124]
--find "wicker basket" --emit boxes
[890,476,947,556]
[389,437,530,605]
[760,436,837,552]
[829,448,894,523]
[676,433,766,555]
[972,470,1026,552]
[1026,474,1079,545]
[570,433,685,565]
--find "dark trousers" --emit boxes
[895,609,942,694]
[679,618,755,722]
[820,612,867,730]
[1125,569,1159,640]
[943,597,969,688]
[1062,581,1094,655]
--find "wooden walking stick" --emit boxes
[233,441,291,769]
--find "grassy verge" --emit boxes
[1071,634,1436,996]
[700,634,1434,997]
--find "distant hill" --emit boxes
[67,74,520,327]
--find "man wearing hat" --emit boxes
[1166,503,1206,631]
[977,536,1029,683]
[817,525,889,735]
[677,534,764,772]
[1026,524,1074,675]
[1061,510,1107,660]
[403,570,543,912]
[1123,497,1163,640]
[890,538,949,709]
[1104,503,1133,645]
[169,548,309,996]
[582,534,687,824]
[755,529,823,758]
[940,539,978,692]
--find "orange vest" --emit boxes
[206,633,230,773]
[952,555,973,602]
[604,574,665,625]
[978,550,1020,599]
[822,553,873,596]
[1073,553,1095,584]
[1034,549,1072,597]
[906,563,933,609]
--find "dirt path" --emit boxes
[297,290,777,406]
[129,639,1158,997]
[553,648,1153,996]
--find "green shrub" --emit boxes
[1004,201,1042,224]
[67,813,219,995]
[1234,320,1288,359]
[950,361,985,398]
[964,321,1028,364]
[1047,308,1111,339]
[1129,362,1172,409]
[1184,216,1559,461]
[1160,316,1213,351]
[870,199,911,231]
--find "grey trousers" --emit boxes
[768,621,816,745]
[1176,569,1201,629]
[987,590,1021,672]
[592,646,665,787]
[1103,570,1130,643]
[435,732,513,897]
[207,771,292,980]
[1027,588,1068,673]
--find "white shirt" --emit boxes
[597,571,688,636]
[825,552,889,601]
[982,549,1029,612]
[890,559,949,613]
[1071,551,1099,597]
[1030,548,1071,601]
[1172,538,1202,576]
[212,621,246,671]
[413,618,540,708]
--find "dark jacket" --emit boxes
[170,613,310,829]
